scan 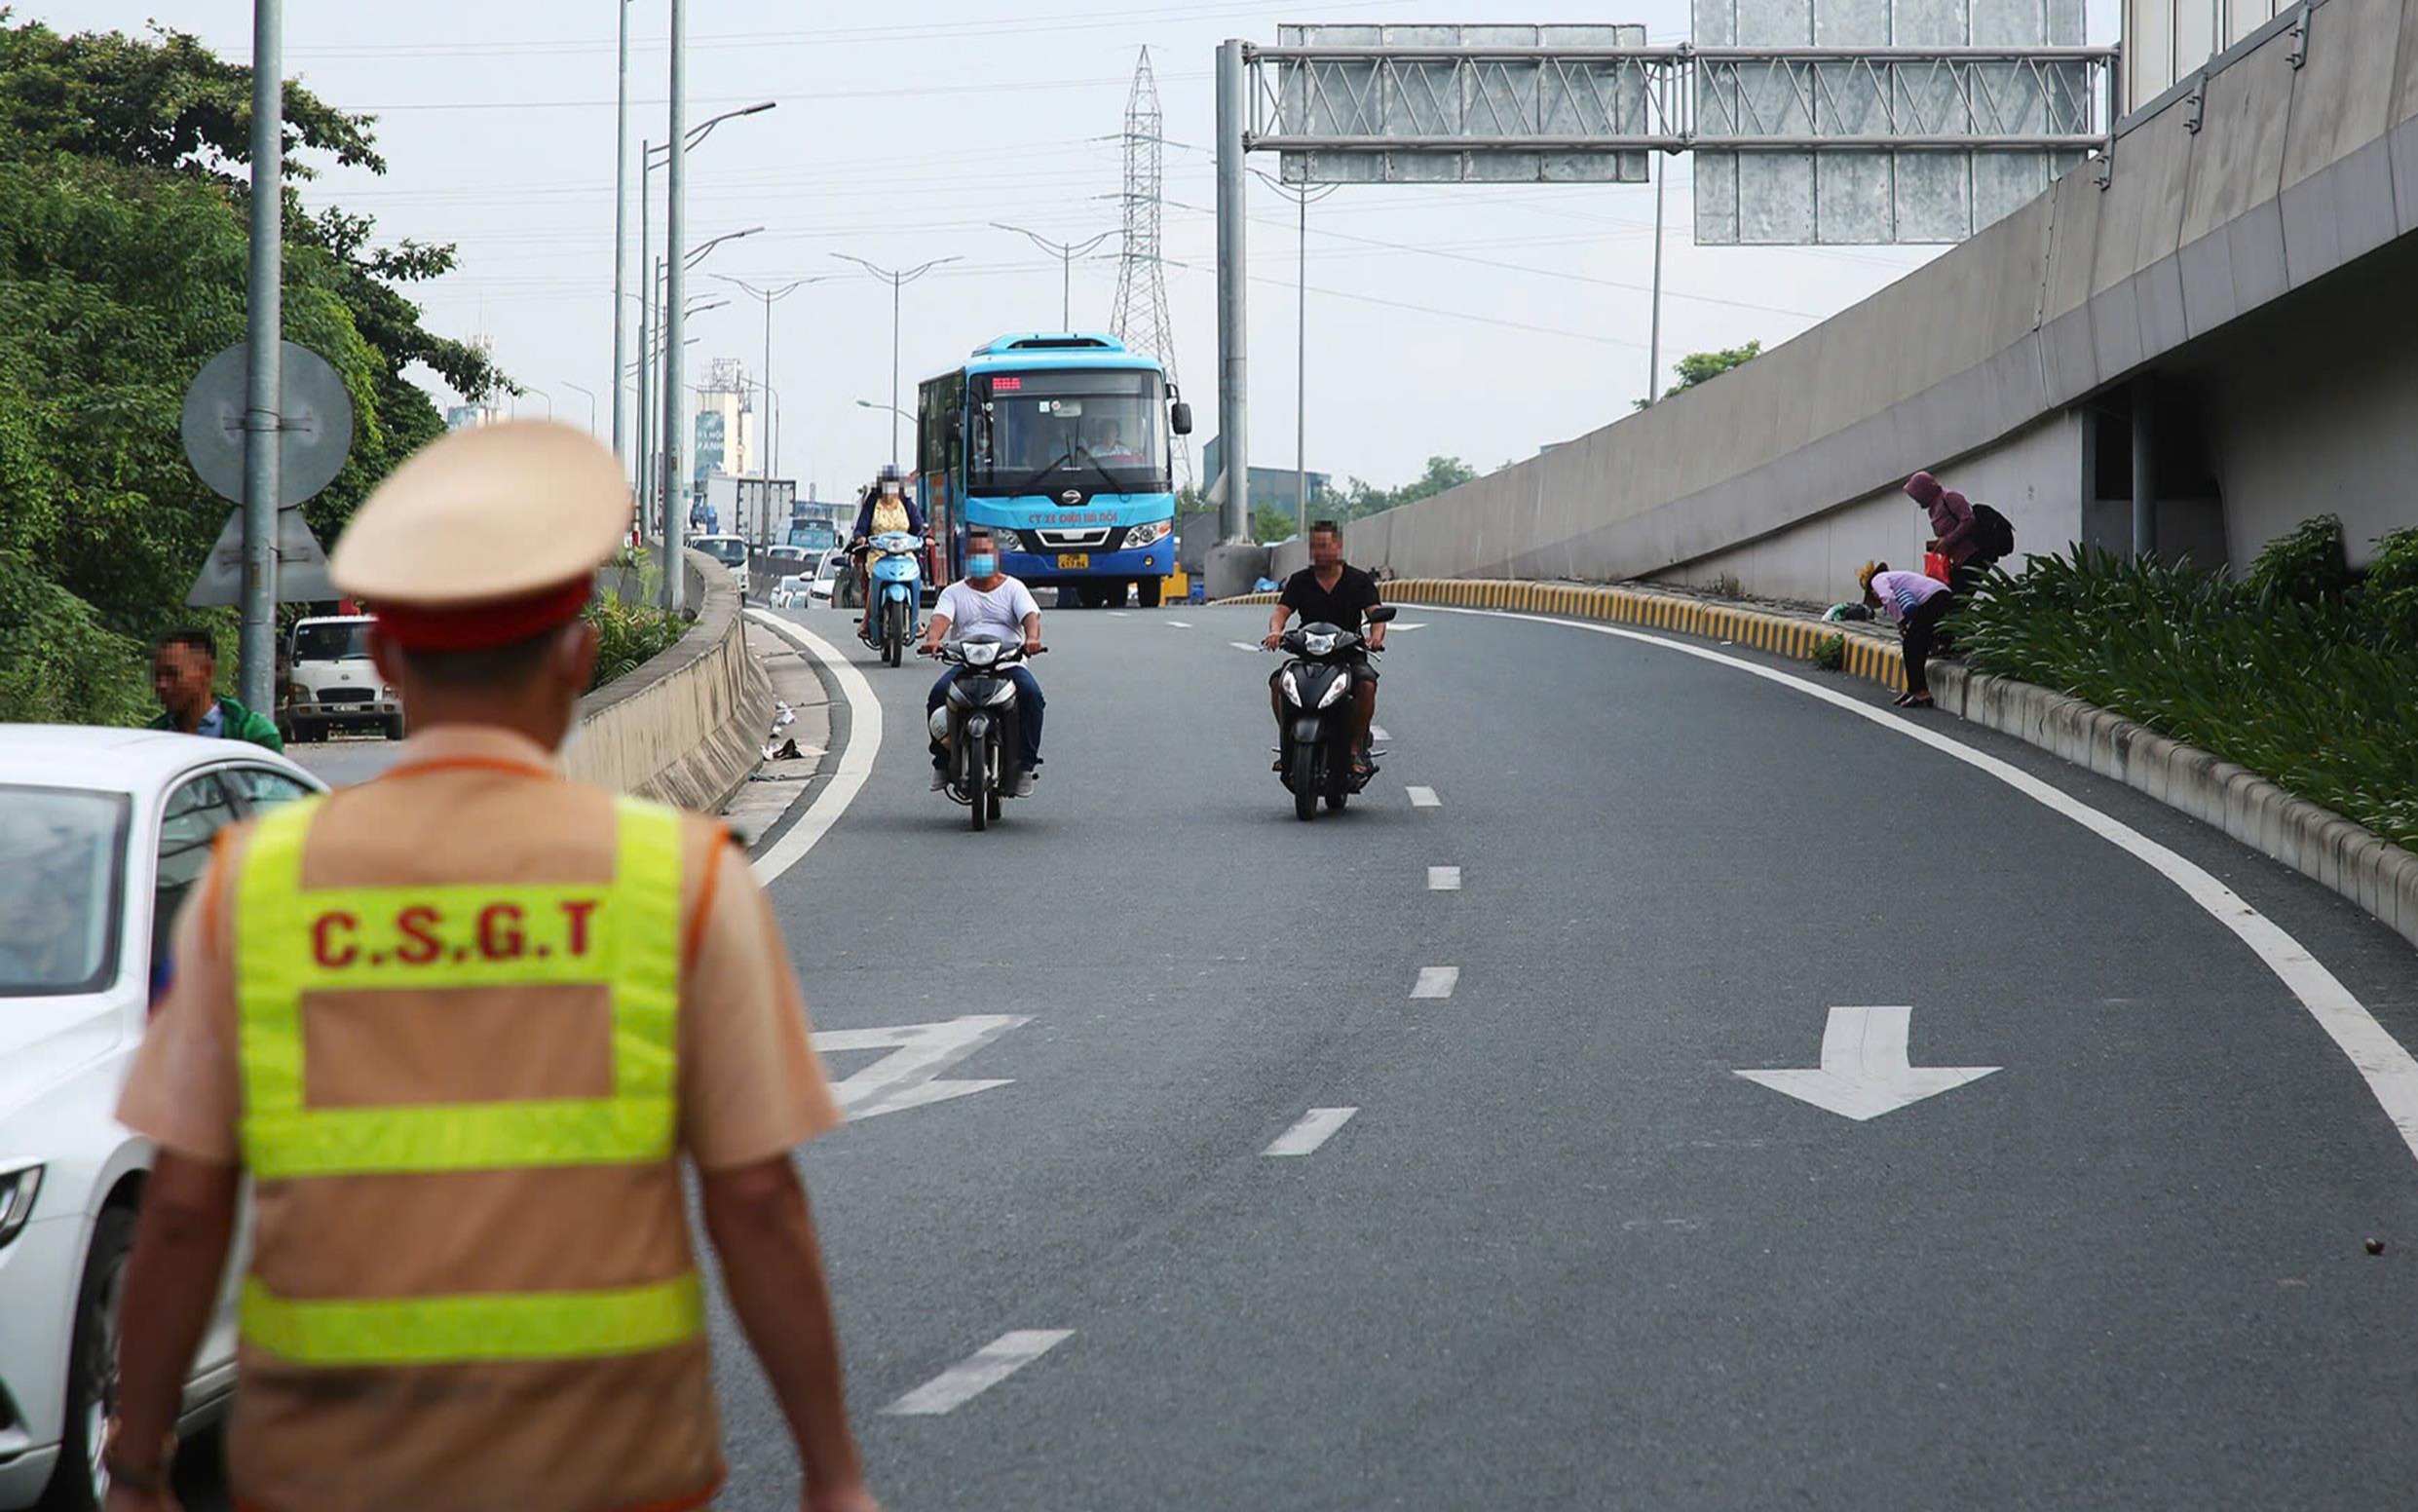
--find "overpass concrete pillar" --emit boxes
[2133,374,2159,560]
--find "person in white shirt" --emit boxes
[920,527,1046,793]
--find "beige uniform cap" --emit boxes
[331,420,631,608]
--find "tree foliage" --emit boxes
[1636,340,1762,409]
[0,11,505,723]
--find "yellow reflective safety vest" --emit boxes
[233,793,700,1370]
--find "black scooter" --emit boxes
[927,634,1044,832]
[1271,605,1396,821]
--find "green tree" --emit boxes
[1335,455,1477,521]
[0,12,506,723]
[1636,340,1762,409]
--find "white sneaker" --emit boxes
[1011,769,1039,798]
[930,769,949,792]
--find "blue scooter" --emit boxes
[861,531,926,667]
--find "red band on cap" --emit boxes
[371,578,592,652]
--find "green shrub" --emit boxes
[2247,513,2353,608]
[1960,534,2418,850]
[583,592,685,692]
[1811,632,1846,671]
[2360,527,2418,652]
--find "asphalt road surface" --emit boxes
[191,599,2418,1509]
[283,731,406,788]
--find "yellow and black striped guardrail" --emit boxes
[1219,579,1908,693]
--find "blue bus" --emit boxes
[916,332,1192,608]
[787,499,844,555]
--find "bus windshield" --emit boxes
[972,369,1165,495]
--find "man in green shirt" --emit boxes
[148,627,284,751]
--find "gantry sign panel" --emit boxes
[1261,23,1655,185]
[1692,0,2097,245]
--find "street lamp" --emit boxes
[637,94,773,608]
[637,224,758,540]
[635,101,774,488]
[562,380,598,435]
[992,222,1112,330]
[855,398,911,422]
[834,253,962,466]
[1254,171,1339,540]
[514,386,552,419]
[715,273,836,480]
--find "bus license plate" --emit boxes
[1057,553,1090,570]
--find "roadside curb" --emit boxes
[1223,576,2418,956]
[1218,578,1908,691]
[1929,662,2418,954]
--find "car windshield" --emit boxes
[0,785,129,996]
[699,538,748,567]
[971,368,1167,495]
[292,621,372,662]
[779,576,807,591]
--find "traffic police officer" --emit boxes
[106,422,879,1512]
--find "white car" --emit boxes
[809,553,843,606]
[770,574,812,609]
[0,728,326,1510]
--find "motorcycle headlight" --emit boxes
[0,1164,42,1250]
[1280,669,1303,706]
[962,641,1001,667]
[928,707,952,741]
[1124,518,1173,549]
[1316,674,1352,708]
[1303,632,1337,657]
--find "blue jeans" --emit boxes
[928,665,1044,774]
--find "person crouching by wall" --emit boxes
[1859,560,1951,711]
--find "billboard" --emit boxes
[1263,23,1653,185]
[693,410,726,490]
[1691,0,2098,245]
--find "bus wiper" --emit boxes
[1025,446,1121,497]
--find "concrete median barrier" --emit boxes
[564,548,774,813]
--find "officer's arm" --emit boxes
[114,1153,241,1473]
[701,1158,872,1508]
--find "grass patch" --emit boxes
[1956,517,2418,850]
[585,550,688,691]
[1810,632,1847,672]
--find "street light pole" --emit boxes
[516,386,552,419]
[634,100,773,511]
[562,380,598,435]
[663,0,690,615]
[991,223,1112,329]
[714,274,825,478]
[1646,150,1667,408]
[610,0,631,468]
[240,0,283,712]
[835,253,961,466]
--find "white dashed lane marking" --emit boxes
[1428,866,1461,891]
[1407,786,1441,808]
[883,1331,1075,1417]
[1411,966,1460,1000]
[1264,1107,1359,1156]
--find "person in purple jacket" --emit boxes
[1860,560,1952,709]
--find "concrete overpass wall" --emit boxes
[1315,0,2418,600]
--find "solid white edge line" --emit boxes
[1407,785,1442,808]
[883,1330,1075,1416]
[745,610,885,888]
[1412,965,1460,1000]
[1428,865,1462,891]
[1264,1107,1360,1156]
[1423,601,2418,1167]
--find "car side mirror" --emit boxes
[1366,605,1398,624]
[1169,400,1193,436]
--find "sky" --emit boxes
[38,0,2113,502]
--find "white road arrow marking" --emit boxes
[813,1014,1029,1120]
[1734,1005,1999,1121]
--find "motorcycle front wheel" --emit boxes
[970,737,992,832]
[1291,743,1319,822]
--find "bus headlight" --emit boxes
[1123,519,1173,549]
